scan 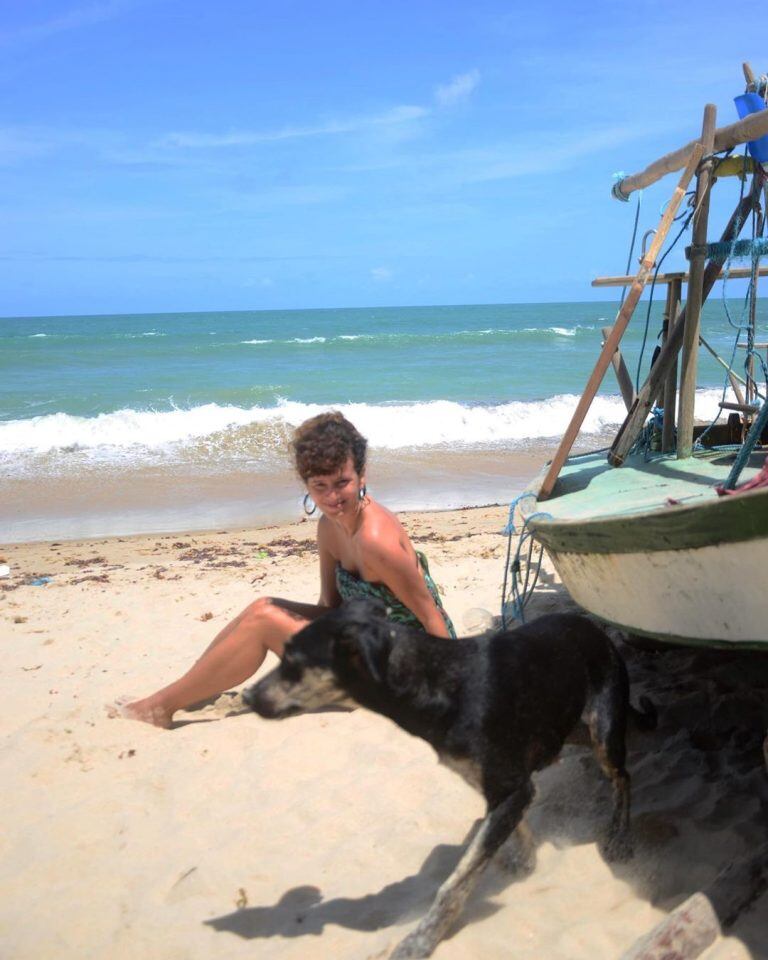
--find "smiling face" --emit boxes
[305,456,365,520]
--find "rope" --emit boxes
[501,493,552,627]
[698,166,766,449]
[690,236,768,262]
[611,170,631,203]
[723,397,768,489]
[631,406,665,459]
[634,198,695,390]
[618,192,643,309]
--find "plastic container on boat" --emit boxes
[734,92,768,162]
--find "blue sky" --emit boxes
[2,0,765,316]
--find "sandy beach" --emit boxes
[1,504,767,960]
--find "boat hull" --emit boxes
[522,453,768,647]
[548,537,768,647]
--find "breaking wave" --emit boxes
[0,389,732,462]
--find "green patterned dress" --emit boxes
[335,551,456,638]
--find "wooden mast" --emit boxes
[536,145,702,500]
[677,105,717,458]
[608,177,762,466]
[661,276,681,452]
[612,109,768,200]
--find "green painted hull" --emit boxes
[520,449,768,646]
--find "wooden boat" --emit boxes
[518,450,768,647]
[512,63,768,648]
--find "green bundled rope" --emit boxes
[687,236,768,262]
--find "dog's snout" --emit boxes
[241,680,276,715]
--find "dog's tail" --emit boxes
[629,695,657,731]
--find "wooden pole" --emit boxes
[612,109,768,200]
[698,335,746,405]
[677,105,717,459]
[591,265,768,287]
[661,277,681,452]
[745,204,764,407]
[608,176,761,466]
[620,842,768,960]
[537,145,702,500]
[601,326,636,411]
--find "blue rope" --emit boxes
[501,494,552,626]
[634,204,694,391]
[695,237,768,262]
[724,397,768,489]
[631,406,666,459]
[619,192,642,309]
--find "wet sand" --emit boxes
[1,504,767,959]
[0,442,570,543]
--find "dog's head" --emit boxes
[243,597,396,720]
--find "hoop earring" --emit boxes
[303,493,317,516]
[358,484,367,501]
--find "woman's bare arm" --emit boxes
[361,537,450,637]
[317,515,343,609]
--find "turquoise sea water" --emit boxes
[1,299,764,540]
[2,299,762,454]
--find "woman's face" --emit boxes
[306,456,365,519]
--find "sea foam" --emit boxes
[0,389,733,460]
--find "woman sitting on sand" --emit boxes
[118,412,455,727]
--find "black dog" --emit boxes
[243,598,653,959]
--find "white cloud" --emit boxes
[371,266,393,282]
[161,105,429,150]
[434,70,481,108]
[0,1,135,45]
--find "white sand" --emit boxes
[1,505,766,959]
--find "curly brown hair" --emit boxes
[292,412,368,480]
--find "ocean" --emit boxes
[1,299,761,541]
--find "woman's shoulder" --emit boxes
[357,499,408,551]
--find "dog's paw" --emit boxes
[389,930,434,959]
[496,838,537,877]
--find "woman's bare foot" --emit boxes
[106,696,174,729]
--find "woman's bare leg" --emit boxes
[114,598,322,729]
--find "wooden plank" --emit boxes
[719,401,759,413]
[608,176,761,466]
[591,266,768,287]
[537,145,703,500]
[601,326,636,411]
[620,842,768,960]
[613,108,768,199]
[678,105,717,459]
[620,892,718,960]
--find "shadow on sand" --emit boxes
[205,837,506,941]
[206,582,768,958]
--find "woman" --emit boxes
[117,412,455,727]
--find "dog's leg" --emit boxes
[389,783,533,960]
[587,692,632,862]
[495,818,536,876]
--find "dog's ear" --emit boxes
[355,626,392,684]
[334,609,392,685]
